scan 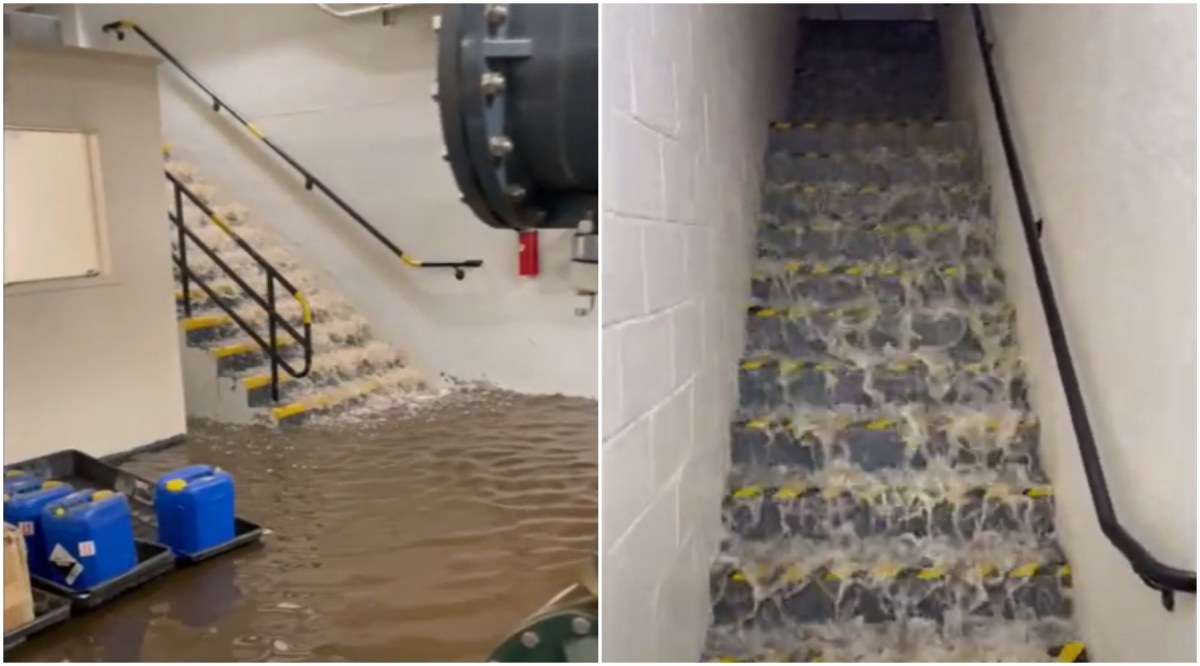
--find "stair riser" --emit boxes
[744,304,1014,362]
[737,361,1029,413]
[730,421,1046,479]
[176,295,247,317]
[766,153,978,186]
[245,379,303,407]
[724,492,1055,542]
[797,21,942,52]
[750,264,1007,310]
[761,185,991,224]
[758,222,992,263]
[275,389,383,428]
[215,347,302,376]
[769,125,972,154]
[711,571,1070,628]
[175,260,296,284]
[185,317,311,347]
[789,100,948,124]
[245,359,405,408]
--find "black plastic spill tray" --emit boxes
[31,540,175,611]
[6,449,264,564]
[3,588,72,651]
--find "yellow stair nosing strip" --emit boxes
[183,314,233,331]
[270,378,386,422]
[1057,641,1086,662]
[241,372,299,391]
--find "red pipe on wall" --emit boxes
[518,230,539,276]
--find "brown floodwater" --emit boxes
[9,390,597,662]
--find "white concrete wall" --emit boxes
[77,4,595,398]
[939,5,1196,661]
[4,44,186,463]
[601,5,796,661]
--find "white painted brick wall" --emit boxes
[601,4,797,661]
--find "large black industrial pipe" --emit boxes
[436,3,598,230]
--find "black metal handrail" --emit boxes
[971,4,1195,610]
[169,170,313,402]
[106,20,484,280]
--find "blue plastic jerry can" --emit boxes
[4,481,75,578]
[4,469,41,496]
[155,465,235,557]
[41,489,138,589]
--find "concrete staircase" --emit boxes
[164,153,428,427]
[703,20,1085,662]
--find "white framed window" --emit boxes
[4,128,108,286]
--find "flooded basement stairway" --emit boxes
[703,20,1086,662]
[8,391,596,662]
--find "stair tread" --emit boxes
[736,350,1029,415]
[714,531,1067,575]
[750,258,1008,310]
[710,533,1072,629]
[765,151,977,187]
[730,403,1045,479]
[270,366,425,424]
[703,617,1086,662]
[238,342,404,390]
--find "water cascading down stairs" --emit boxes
[703,20,1086,662]
[164,152,428,427]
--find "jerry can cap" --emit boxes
[53,507,65,517]
[42,480,62,490]
[5,470,23,478]
[91,490,114,501]
[165,478,188,492]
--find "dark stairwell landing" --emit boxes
[703,19,1084,662]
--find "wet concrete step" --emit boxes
[710,535,1071,637]
[729,404,1046,480]
[709,556,1070,630]
[721,472,1055,543]
[768,121,973,154]
[743,300,1014,362]
[173,247,302,282]
[704,615,1085,662]
[761,181,990,226]
[749,259,1009,311]
[180,287,356,346]
[797,19,943,54]
[182,304,309,346]
[270,365,426,427]
[765,150,977,186]
[238,342,406,407]
[788,99,947,126]
[171,221,273,256]
[174,273,321,317]
[794,48,944,70]
[736,352,1030,414]
[756,219,993,263]
[202,318,371,376]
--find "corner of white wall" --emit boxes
[601,5,796,661]
[937,4,1197,661]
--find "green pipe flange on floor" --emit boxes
[488,583,597,662]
